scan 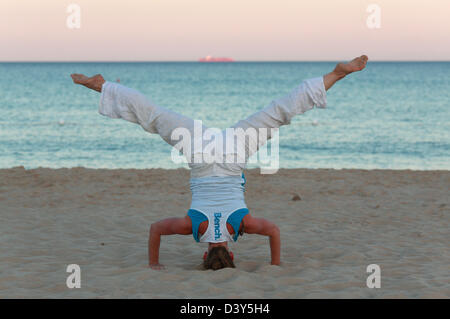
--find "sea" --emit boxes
[0,62,448,170]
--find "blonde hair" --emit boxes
[203,246,235,270]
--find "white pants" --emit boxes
[99,77,327,178]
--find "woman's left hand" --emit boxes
[149,263,166,270]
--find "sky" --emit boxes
[1,0,449,61]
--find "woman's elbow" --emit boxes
[150,223,160,235]
[269,224,280,237]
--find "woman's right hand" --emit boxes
[149,263,166,270]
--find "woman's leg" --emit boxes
[230,55,368,160]
[71,74,207,153]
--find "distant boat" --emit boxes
[198,56,234,62]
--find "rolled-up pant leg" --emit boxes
[98,81,206,157]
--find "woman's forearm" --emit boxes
[269,227,281,265]
[148,224,161,265]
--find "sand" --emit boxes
[0,166,448,298]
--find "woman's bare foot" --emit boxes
[323,55,368,90]
[70,73,105,92]
[333,55,369,78]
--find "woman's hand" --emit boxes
[149,263,166,270]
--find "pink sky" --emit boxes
[1,0,449,61]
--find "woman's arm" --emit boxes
[148,216,192,269]
[242,214,281,265]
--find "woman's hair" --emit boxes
[203,246,235,270]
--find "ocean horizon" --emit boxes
[1,62,449,170]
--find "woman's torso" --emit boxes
[188,174,248,243]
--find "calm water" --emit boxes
[0,62,449,170]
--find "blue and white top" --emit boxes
[187,174,249,243]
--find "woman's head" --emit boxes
[203,246,235,270]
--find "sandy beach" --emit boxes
[0,167,448,298]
